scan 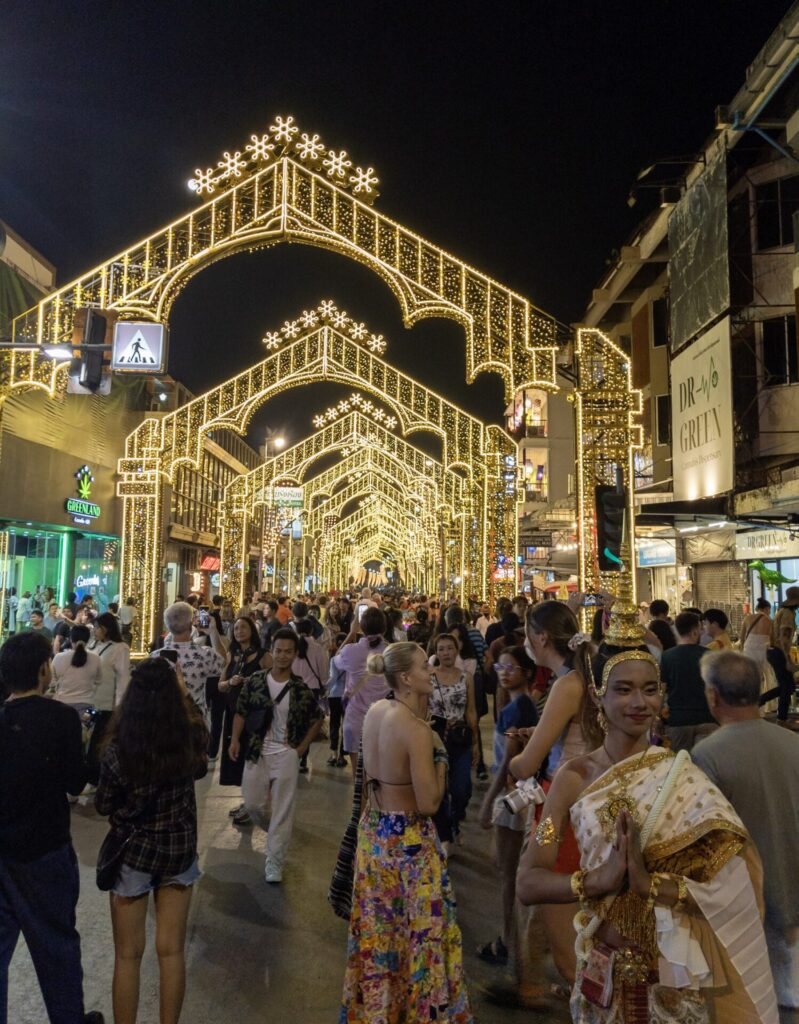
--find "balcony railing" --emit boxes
[507,420,548,443]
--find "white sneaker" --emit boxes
[82,784,97,796]
[264,862,283,884]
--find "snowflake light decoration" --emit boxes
[331,310,349,330]
[262,331,282,350]
[337,399,351,413]
[218,151,245,178]
[323,150,352,180]
[313,415,326,429]
[325,406,338,422]
[296,132,325,162]
[349,393,362,406]
[373,408,385,422]
[300,309,319,329]
[189,167,216,194]
[187,115,379,202]
[246,134,275,162]
[319,299,337,319]
[281,320,300,339]
[350,167,379,196]
[270,115,299,144]
[385,415,398,429]
[367,333,386,354]
[349,321,368,341]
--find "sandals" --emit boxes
[476,937,508,964]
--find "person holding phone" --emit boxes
[154,602,226,723]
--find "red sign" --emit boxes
[199,554,220,572]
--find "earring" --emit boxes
[597,707,609,734]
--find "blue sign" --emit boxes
[637,539,676,568]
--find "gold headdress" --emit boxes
[593,545,660,696]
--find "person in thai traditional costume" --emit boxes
[339,641,473,1024]
[516,588,778,1024]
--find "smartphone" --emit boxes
[358,604,368,623]
[582,593,604,608]
[158,648,179,664]
[197,609,211,628]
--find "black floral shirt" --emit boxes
[236,672,323,763]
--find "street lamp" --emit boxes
[273,436,286,450]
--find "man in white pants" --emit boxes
[230,629,322,883]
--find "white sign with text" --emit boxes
[671,317,733,501]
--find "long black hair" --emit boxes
[95,612,122,644]
[229,615,261,658]
[104,658,208,786]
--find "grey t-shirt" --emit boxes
[692,718,799,930]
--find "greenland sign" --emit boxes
[671,317,733,501]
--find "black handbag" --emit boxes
[433,677,473,750]
[96,788,162,891]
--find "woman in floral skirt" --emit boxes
[339,641,473,1024]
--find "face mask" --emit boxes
[524,637,536,663]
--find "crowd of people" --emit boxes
[0,581,797,1023]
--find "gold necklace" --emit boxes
[595,745,650,841]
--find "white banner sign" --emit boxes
[270,486,303,507]
[735,529,799,562]
[671,317,733,501]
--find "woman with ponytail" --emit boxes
[52,623,102,717]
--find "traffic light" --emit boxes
[78,309,107,391]
[595,485,627,571]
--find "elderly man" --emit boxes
[158,601,226,721]
[693,650,799,1013]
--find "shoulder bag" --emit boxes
[96,785,163,891]
[244,679,291,738]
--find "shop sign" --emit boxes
[735,529,799,562]
[636,538,677,568]
[522,531,553,547]
[270,486,303,507]
[112,322,168,373]
[75,574,102,588]
[65,465,101,523]
[671,317,733,501]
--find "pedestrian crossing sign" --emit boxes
[112,322,168,373]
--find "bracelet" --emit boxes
[672,874,688,914]
[570,869,587,904]
[646,872,664,913]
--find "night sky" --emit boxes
[2,0,793,444]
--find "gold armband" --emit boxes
[570,869,586,903]
[534,815,562,847]
[646,872,664,913]
[672,874,689,914]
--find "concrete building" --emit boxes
[578,2,799,629]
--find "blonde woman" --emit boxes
[340,641,472,1023]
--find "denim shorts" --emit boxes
[112,857,202,897]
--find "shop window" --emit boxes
[763,315,799,386]
[656,394,671,446]
[756,175,799,250]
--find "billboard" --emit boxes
[636,538,676,568]
[668,151,730,351]
[671,317,733,501]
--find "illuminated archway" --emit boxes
[220,411,462,607]
[120,308,517,650]
[9,114,559,401]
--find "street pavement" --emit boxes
[8,728,571,1024]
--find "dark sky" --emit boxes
[2,0,793,442]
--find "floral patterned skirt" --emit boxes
[339,809,473,1024]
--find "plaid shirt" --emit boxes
[236,672,323,763]
[96,726,208,878]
